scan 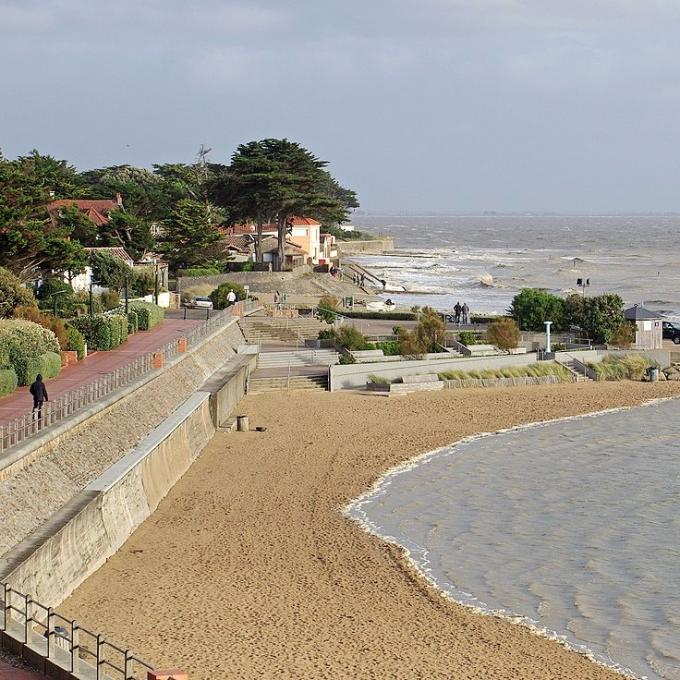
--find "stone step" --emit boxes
[248,375,328,393]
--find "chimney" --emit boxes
[116,192,123,206]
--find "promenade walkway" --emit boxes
[0,660,45,679]
[0,318,202,426]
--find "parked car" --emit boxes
[662,320,680,343]
[186,296,213,309]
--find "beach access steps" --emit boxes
[238,317,326,343]
[248,373,328,393]
[256,349,339,369]
[557,356,593,382]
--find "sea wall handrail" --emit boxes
[0,302,257,456]
[1,581,155,680]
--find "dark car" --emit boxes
[662,320,680,344]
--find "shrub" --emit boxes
[73,290,102,316]
[338,353,356,364]
[318,328,336,340]
[35,278,76,317]
[317,295,340,324]
[0,267,36,318]
[13,305,69,350]
[510,289,566,332]
[39,351,62,379]
[100,290,121,311]
[126,310,139,334]
[415,307,446,352]
[397,328,426,358]
[209,282,247,310]
[367,374,390,385]
[487,318,520,350]
[0,368,18,396]
[0,319,61,385]
[609,322,635,349]
[458,331,479,346]
[130,301,165,330]
[336,325,367,351]
[65,325,86,360]
[373,340,401,356]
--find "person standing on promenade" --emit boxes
[462,302,470,325]
[227,289,237,306]
[29,374,49,421]
[454,301,462,325]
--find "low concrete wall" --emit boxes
[0,352,252,607]
[331,349,601,390]
[203,354,257,427]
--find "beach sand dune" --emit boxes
[61,382,680,679]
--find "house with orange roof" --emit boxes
[47,194,123,227]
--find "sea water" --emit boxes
[350,215,680,316]
[346,399,680,680]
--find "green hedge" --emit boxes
[70,314,130,351]
[39,352,62,379]
[130,302,164,330]
[339,310,417,320]
[70,316,111,351]
[0,319,61,385]
[177,266,221,277]
[0,368,18,397]
[65,325,86,360]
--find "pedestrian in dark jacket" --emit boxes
[29,374,48,421]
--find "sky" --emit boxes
[2,0,680,213]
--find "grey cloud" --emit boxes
[2,0,680,212]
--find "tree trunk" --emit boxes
[255,222,263,263]
[276,216,286,272]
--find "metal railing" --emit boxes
[0,300,258,456]
[1,581,155,680]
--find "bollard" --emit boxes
[236,415,249,432]
[177,337,187,353]
[148,670,189,680]
[152,352,164,369]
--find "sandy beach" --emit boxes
[61,382,680,679]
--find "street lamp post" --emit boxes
[124,276,129,314]
[544,320,552,353]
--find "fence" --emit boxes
[1,581,155,680]
[0,300,258,456]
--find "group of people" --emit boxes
[352,272,366,287]
[453,301,470,325]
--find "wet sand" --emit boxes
[61,382,680,679]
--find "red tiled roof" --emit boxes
[47,198,121,227]
[290,216,320,226]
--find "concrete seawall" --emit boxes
[0,353,255,606]
[336,238,395,255]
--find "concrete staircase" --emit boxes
[559,358,593,382]
[256,349,339,369]
[239,317,326,343]
[248,373,329,393]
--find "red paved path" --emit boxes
[0,318,202,426]
[0,661,46,679]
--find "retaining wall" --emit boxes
[177,267,310,293]
[330,350,599,390]
[0,354,253,607]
